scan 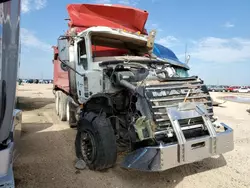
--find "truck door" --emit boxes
[73,38,88,104]
[73,37,102,104]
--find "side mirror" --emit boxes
[57,37,69,62]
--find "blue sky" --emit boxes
[20,0,250,85]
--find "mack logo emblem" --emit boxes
[151,88,203,97]
[152,91,167,97]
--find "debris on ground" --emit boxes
[75,159,86,170]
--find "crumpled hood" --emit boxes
[67,4,148,34]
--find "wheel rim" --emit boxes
[66,101,70,121]
[81,131,96,163]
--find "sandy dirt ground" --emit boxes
[13,84,250,188]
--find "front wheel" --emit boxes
[75,112,117,171]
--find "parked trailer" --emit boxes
[53,3,234,172]
[0,0,22,187]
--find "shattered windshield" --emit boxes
[90,32,149,58]
[88,32,190,79]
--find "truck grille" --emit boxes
[144,79,213,131]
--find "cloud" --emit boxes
[21,0,47,13]
[117,0,140,6]
[21,28,51,52]
[94,0,112,3]
[157,36,179,47]
[146,22,163,32]
[21,0,30,13]
[188,37,250,63]
[93,0,140,5]
[222,21,235,28]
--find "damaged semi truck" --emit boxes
[53,3,234,171]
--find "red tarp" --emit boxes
[66,4,148,34]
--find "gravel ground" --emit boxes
[14,84,250,188]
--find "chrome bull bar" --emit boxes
[121,102,234,172]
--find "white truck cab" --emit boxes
[56,25,234,172]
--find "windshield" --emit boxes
[86,32,190,78]
[90,32,149,58]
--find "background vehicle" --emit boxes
[206,85,215,92]
[0,0,22,187]
[226,86,236,92]
[209,85,227,92]
[52,4,234,172]
[232,86,240,92]
[27,79,34,84]
[238,87,250,93]
[34,79,39,84]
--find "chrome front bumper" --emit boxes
[121,123,234,172]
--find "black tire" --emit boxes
[55,91,60,115]
[75,112,117,171]
[66,99,77,128]
[59,92,67,121]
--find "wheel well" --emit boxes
[54,87,78,103]
[84,94,113,115]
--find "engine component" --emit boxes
[134,116,154,141]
